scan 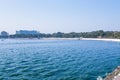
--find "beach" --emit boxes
[1,38,120,42]
[82,38,120,42]
[41,38,120,42]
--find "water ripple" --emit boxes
[0,40,120,80]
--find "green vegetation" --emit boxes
[1,30,120,39]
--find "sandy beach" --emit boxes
[1,38,120,42]
[82,38,120,42]
[41,38,120,42]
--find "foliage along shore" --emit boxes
[0,30,120,39]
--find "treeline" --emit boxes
[39,30,120,38]
[1,30,120,39]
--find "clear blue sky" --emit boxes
[0,0,120,34]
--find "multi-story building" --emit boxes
[16,30,40,35]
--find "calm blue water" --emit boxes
[0,39,120,80]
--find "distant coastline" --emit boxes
[1,30,120,39]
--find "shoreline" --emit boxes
[1,38,120,42]
[97,66,120,80]
[42,38,120,42]
[82,38,120,42]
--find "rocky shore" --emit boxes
[97,66,120,80]
[105,66,120,80]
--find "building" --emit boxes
[1,31,9,38]
[16,30,40,35]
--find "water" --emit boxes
[0,39,120,80]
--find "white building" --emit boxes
[16,30,40,35]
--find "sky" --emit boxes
[0,0,120,34]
